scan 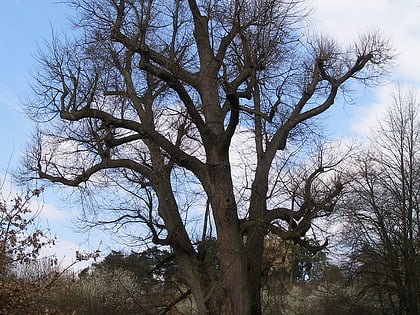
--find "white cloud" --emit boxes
[349,86,390,136]
[348,85,420,139]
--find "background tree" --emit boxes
[0,187,53,275]
[0,183,101,314]
[24,0,393,313]
[339,87,420,315]
[78,247,192,314]
[0,187,56,314]
[90,247,177,284]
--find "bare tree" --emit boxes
[24,0,393,313]
[340,87,420,315]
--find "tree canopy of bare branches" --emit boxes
[24,0,393,313]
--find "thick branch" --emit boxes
[186,0,213,64]
[38,158,152,187]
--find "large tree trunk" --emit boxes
[206,162,252,315]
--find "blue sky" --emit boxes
[0,1,100,268]
[1,0,420,268]
[0,1,67,168]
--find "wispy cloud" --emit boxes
[37,202,69,220]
